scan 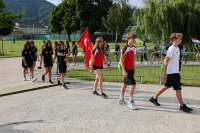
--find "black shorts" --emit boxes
[153,53,159,57]
[124,69,136,85]
[44,62,53,67]
[59,66,67,73]
[93,65,103,70]
[164,73,181,90]
[22,61,33,68]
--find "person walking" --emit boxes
[114,40,120,63]
[89,37,112,98]
[22,41,36,82]
[41,40,54,84]
[57,41,68,89]
[71,41,78,66]
[118,32,138,110]
[141,42,148,63]
[30,40,37,82]
[149,33,193,113]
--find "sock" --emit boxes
[130,97,133,101]
[120,95,124,100]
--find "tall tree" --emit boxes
[102,2,132,41]
[76,0,112,34]
[133,0,200,50]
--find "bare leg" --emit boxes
[95,69,103,94]
[120,83,127,96]
[129,84,136,97]
[176,90,184,106]
[154,86,169,99]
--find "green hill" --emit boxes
[3,0,55,26]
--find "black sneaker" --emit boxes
[49,80,53,84]
[180,104,193,113]
[149,96,160,106]
[62,84,68,89]
[42,74,45,81]
[92,91,100,96]
[101,93,108,99]
[37,66,42,69]
[57,78,61,85]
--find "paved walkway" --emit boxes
[0,57,200,133]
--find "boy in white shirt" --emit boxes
[149,33,193,113]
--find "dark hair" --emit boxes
[24,41,30,49]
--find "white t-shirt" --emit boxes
[166,45,180,74]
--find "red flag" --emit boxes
[77,28,92,69]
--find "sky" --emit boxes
[46,0,143,7]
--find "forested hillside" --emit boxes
[3,0,55,25]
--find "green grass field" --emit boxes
[0,39,154,58]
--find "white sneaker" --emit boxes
[32,78,37,82]
[118,99,127,105]
[127,100,138,110]
[23,78,26,81]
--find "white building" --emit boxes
[16,24,49,34]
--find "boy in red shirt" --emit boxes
[118,32,138,110]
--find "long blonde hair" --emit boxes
[93,36,105,54]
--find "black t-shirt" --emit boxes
[115,44,120,51]
[57,49,66,66]
[22,49,32,63]
[31,47,37,58]
[42,49,53,64]
[65,46,70,54]
[54,48,58,56]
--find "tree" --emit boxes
[102,2,132,41]
[0,0,22,54]
[76,0,112,34]
[133,0,200,50]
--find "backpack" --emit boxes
[161,58,166,72]
[118,62,122,71]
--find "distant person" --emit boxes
[22,41,36,82]
[30,40,38,82]
[141,42,148,63]
[160,42,166,63]
[57,41,68,89]
[37,40,45,69]
[71,41,78,66]
[118,32,138,110]
[195,44,200,63]
[114,40,120,63]
[104,40,111,64]
[65,41,70,66]
[152,42,160,64]
[89,37,111,98]
[181,45,187,63]
[41,40,54,84]
[149,33,193,113]
[53,41,59,63]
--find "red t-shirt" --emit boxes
[122,45,136,70]
[92,49,104,67]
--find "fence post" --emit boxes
[140,76,143,83]
[159,77,162,85]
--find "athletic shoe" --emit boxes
[92,91,100,96]
[149,96,160,106]
[62,84,68,89]
[49,80,53,84]
[118,98,127,105]
[42,74,45,81]
[23,78,26,81]
[32,78,37,82]
[180,104,193,113]
[100,93,108,98]
[127,100,138,110]
[57,78,61,85]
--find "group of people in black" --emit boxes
[22,40,79,89]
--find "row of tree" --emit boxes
[49,0,134,41]
[133,0,200,50]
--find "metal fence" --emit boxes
[101,51,200,84]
